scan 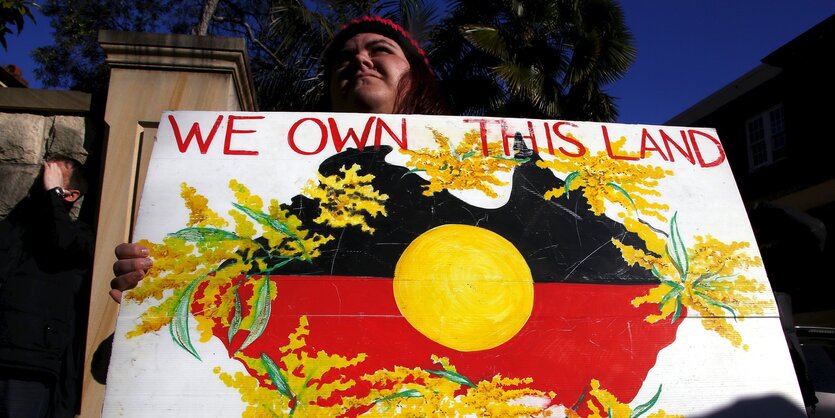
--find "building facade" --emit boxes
[667,14,835,315]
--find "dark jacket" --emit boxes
[0,188,94,415]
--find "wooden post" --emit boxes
[81,30,256,418]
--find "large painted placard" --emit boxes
[103,112,805,417]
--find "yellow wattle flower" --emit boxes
[304,164,388,233]
[536,135,672,225]
[400,129,524,198]
[616,231,771,349]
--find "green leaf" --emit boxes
[168,227,239,242]
[631,385,663,418]
[659,281,683,312]
[231,204,279,232]
[461,25,509,60]
[232,203,310,260]
[227,285,243,344]
[238,276,272,352]
[375,389,423,403]
[261,353,294,399]
[447,140,460,159]
[694,291,739,321]
[606,182,637,210]
[493,62,545,102]
[564,171,581,198]
[426,369,476,388]
[666,213,689,280]
[650,264,663,279]
[169,277,203,360]
[492,155,530,163]
[693,273,734,290]
[691,272,716,288]
[401,167,426,178]
[660,279,684,291]
[261,257,294,275]
[671,295,684,323]
[460,150,477,160]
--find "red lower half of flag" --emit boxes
[205,276,681,411]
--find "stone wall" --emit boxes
[0,113,91,218]
[0,89,96,220]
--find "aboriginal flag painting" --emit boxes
[103,112,805,417]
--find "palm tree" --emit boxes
[429,0,635,121]
[33,0,632,119]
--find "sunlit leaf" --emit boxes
[564,171,581,198]
[493,156,530,163]
[238,276,272,351]
[401,167,426,178]
[426,369,476,387]
[375,389,422,403]
[666,213,689,279]
[169,227,239,242]
[607,182,636,210]
[693,273,734,289]
[260,257,294,275]
[461,25,508,60]
[671,295,684,323]
[232,203,310,259]
[493,62,543,100]
[691,272,716,288]
[631,385,662,418]
[650,264,663,279]
[227,285,243,344]
[460,150,477,160]
[659,281,683,311]
[261,352,294,399]
[170,277,203,360]
[694,290,739,321]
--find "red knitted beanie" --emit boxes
[323,16,432,75]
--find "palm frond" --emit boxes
[461,25,509,61]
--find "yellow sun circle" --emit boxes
[394,224,533,352]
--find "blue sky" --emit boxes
[610,1,834,124]
[1,2,833,125]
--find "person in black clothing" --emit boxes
[0,157,94,418]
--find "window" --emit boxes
[746,104,787,170]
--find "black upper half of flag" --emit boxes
[276,146,655,284]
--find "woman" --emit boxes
[325,16,446,115]
[109,16,447,302]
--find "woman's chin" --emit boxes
[336,90,395,114]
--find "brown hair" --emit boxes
[392,52,447,115]
[45,154,88,195]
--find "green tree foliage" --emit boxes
[30,0,436,108]
[32,0,201,91]
[1,0,38,50]
[429,0,635,121]
[252,0,443,111]
[32,0,633,120]
[32,0,279,91]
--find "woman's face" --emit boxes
[329,32,411,114]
